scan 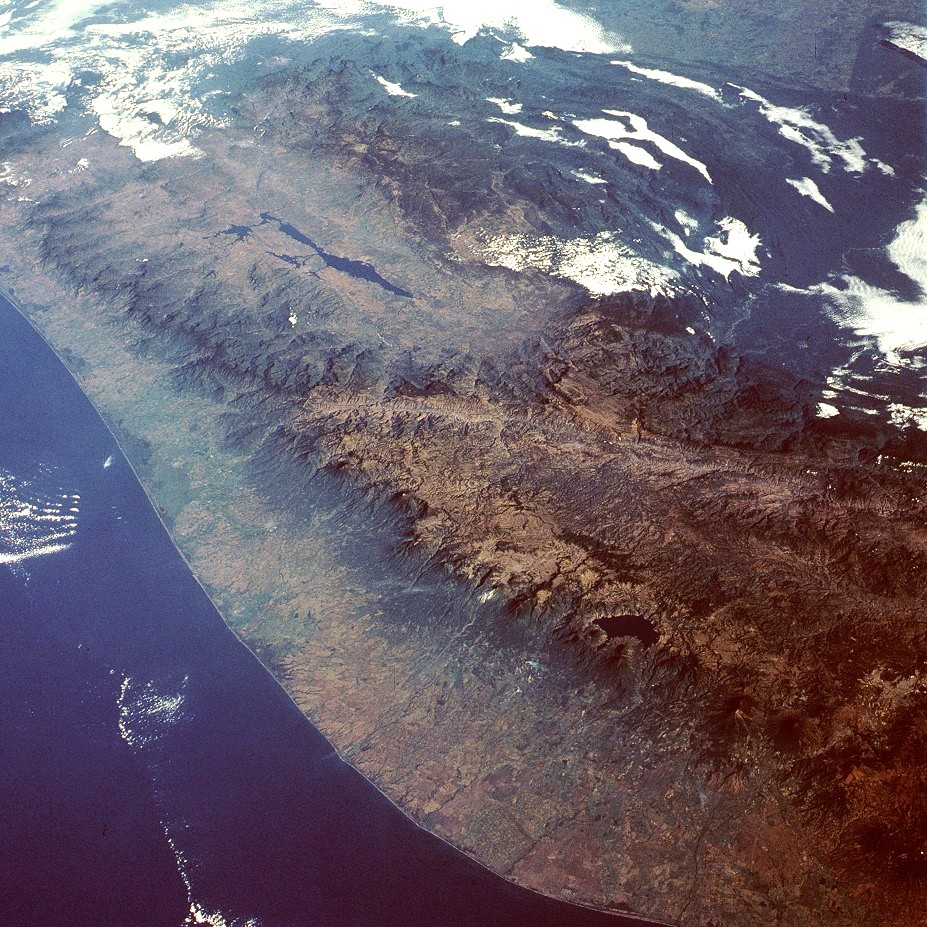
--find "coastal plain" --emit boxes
[1,5,926,925]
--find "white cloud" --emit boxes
[374,72,417,97]
[611,60,722,103]
[319,0,626,53]
[0,0,623,162]
[476,229,679,297]
[884,21,927,64]
[0,1,350,158]
[574,110,712,183]
[653,216,762,279]
[817,191,927,365]
[786,176,834,212]
[735,84,890,176]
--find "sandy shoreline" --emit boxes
[0,275,672,925]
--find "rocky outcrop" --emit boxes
[2,42,925,924]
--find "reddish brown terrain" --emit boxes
[0,5,925,924]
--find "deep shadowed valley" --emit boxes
[1,2,926,926]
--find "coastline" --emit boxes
[3,89,920,923]
[0,281,668,927]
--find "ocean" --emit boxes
[0,292,642,926]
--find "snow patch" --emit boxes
[571,168,606,185]
[674,209,699,236]
[501,41,533,62]
[888,403,927,431]
[613,141,661,170]
[488,116,584,146]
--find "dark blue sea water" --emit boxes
[0,294,647,927]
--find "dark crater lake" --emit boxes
[594,615,659,648]
[0,292,648,926]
